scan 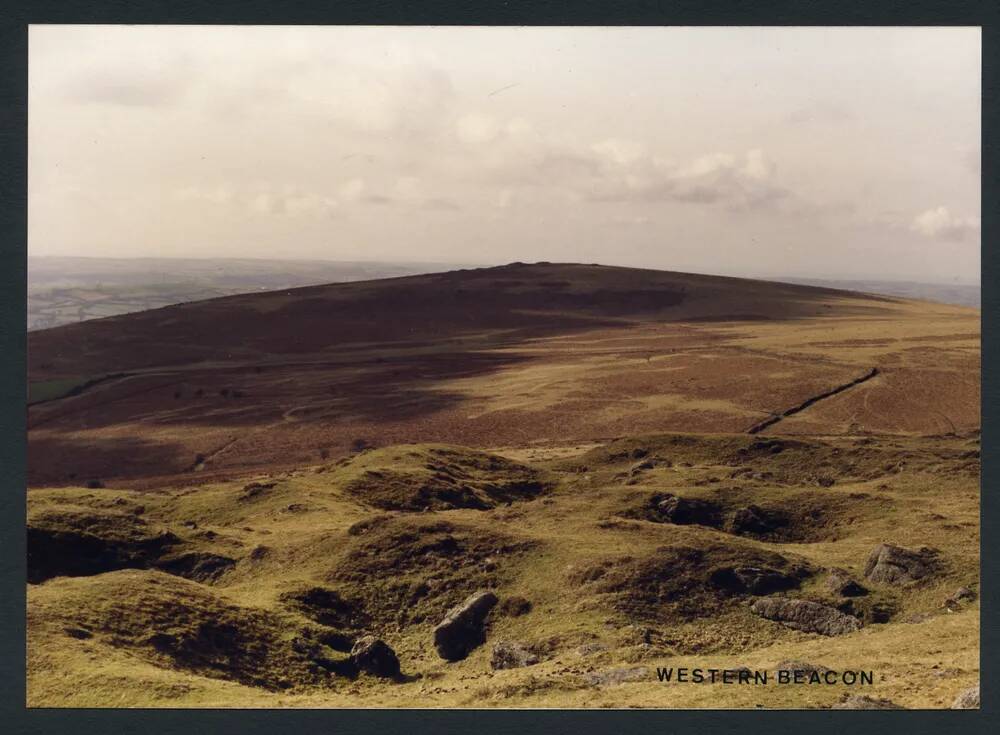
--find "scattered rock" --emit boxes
[345,515,393,537]
[154,552,236,583]
[775,660,830,675]
[577,642,609,657]
[709,566,802,595]
[932,667,964,679]
[836,598,896,624]
[945,586,977,610]
[332,518,532,631]
[341,446,549,512]
[584,666,649,687]
[280,587,369,630]
[654,494,722,527]
[953,586,977,601]
[630,459,658,473]
[833,694,903,710]
[239,481,275,500]
[727,505,784,537]
[350,636,400,678]
[491,640,539,670]
[750,598,862,636]
[863,543,938,585]
[620,458,671,483]
[619,625,656,646]
[432,590,498,661]
[826,568,869,597]
[951,685,980,709]
[579,543,814,625]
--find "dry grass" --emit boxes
[27,432,979,708]
[25,264,979,709]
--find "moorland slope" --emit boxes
[27,263,980,708]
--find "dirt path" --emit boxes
[746,367,880,434]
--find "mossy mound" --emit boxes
[28,570,356,690]
[337,445,551,511]
[570,541,815,625]
[564,433,973,486]
[28,505,179,584]
[621,487,892,543]
[328,517,536,630]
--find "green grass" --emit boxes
[28,376,91,405]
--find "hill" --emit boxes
[28,262,978,488]
[26,263,980,709]
[28,256,466,330]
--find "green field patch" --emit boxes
[28,373,128,405]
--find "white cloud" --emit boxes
[456,113,501,144]
[910,206,980,241]
[338,179,367,202]
[785,102,855,126]
[583,148,787,210]
[29,26,980,281]
[592,138,647,165]
[248,188,338,218]
[742,149,774,181]
[173,185,234,204]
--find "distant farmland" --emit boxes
[27,256,471,330]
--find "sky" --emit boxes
[29,25,981,283]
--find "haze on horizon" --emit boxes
[29,25,981,284]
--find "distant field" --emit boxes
[782,277,980,308]
[28,256,472,330]
[28,376,89,404]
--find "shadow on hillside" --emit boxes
[27,266,904,483]
[28,434,190,487]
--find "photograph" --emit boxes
[25,24,980,709]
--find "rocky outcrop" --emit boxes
[951,685,980,709]
[350,636,400,678]
[655,495,722,527]
[432,590,498,661]
[154,552,236,583]
[584,666,649,687]
[944,586,977,611]
[727,505,783,536]
[863,543,938,585]
[710,566,801,595]
[826,568,868,597]
[27,507,180,584]
[833,694,903,710]
[490,640,539,670]
[750,598,861,636]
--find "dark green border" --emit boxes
[1,1,995,733]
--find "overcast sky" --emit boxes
[29,25,980,282]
